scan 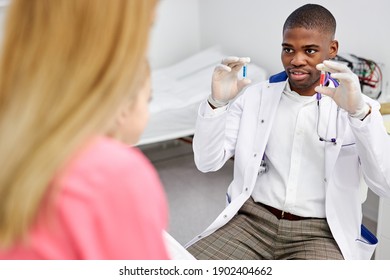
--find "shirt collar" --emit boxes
[283,81,317,104]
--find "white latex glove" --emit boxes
[208,56,251,108]
[315,60,370,120]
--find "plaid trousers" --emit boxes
[187,197,343,260]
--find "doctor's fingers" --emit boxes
[213,62,247,76]
[215,63,231,72]
[222,56,250,70]
[214,64,232,78]
[317,60,352,74]
[222,56,239,65]
[315,85,336,98]
[330,72,360,85]
[230,57,250,72]
[237,78,252,91]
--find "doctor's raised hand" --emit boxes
[208,56,251,108]
[316,60,371,120]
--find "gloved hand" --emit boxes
[208,56,251,108]
[315,60,370,120]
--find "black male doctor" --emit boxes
[187,4,390,260]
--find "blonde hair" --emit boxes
[0,0,157,247]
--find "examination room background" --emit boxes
[0,0,388,257]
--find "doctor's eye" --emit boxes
[283,47,294,54]
[305,49,317,55]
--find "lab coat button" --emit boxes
[260,119,265,123]
[198,235,202,239]
[245,187,248,191]
[254,153,257,157]
[223,215,228,218]
[324,178,327,183]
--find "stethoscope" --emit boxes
[259,72,340,175]
[316,72,340,145]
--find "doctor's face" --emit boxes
[281,27,338,96]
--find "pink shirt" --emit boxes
[0,137,170,259]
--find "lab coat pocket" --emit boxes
[340,143,356,153]
[355,239,376,259]
[341,142,356,148]
[354,225,378,260]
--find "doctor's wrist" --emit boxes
[360,104,371,121]
[349,103,371,121]
[207,95,228,109]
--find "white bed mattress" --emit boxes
[137,47,268,146]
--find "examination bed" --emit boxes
[137,47,268,146]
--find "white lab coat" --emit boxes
[187,73,390,260]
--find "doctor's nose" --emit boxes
[290,53,307,67]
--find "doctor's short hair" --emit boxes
[283,4,336,39]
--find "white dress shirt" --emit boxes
[252,82,334,218]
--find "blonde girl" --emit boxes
[0,0,169,259]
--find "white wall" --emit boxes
[148,0,201,69]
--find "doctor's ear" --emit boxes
[328,39,339,59]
